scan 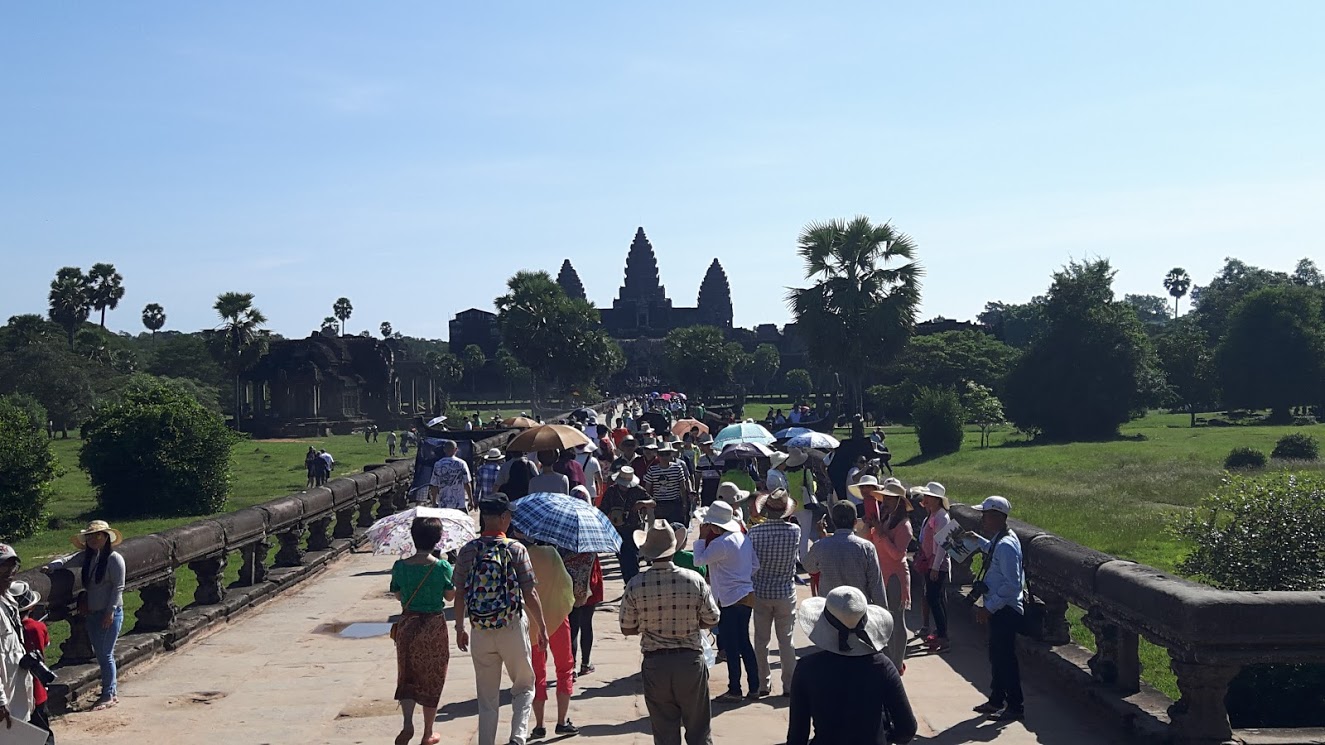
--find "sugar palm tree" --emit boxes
[48,267,91,347]
[1163,268,1192,319]
[786,216,922,417]
[321,317,339,334]
[88,263,125,328]
[213,292,268,430]
[380,321,393,338]
[141,303,166,339]
[333,297,353,336]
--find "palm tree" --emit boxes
[87,263,125,328]
[380,321,393,338]
[213,292,268,430]
[320,317,339,334]
[1163,268,1192,319]
[142,303,166,338]
[787,216,922,418]
[333,297,353,336]
[48,267,91,347]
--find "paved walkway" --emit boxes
[56,546,1127,744]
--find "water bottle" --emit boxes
[701,631,717,667]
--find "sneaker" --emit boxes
[530,725,547,740]
[714,691,743,704]
[915,627,930,638]
[746,689,766,700]
[972,701,1002,714]
[989,708,1024,722]
[555,721,580,735]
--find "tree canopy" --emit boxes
[495,271,622,398]
[1215,286,1325,422]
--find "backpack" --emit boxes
[464,538,523,630]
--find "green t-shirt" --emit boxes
[673,550,708,578]
[390,558,455,613]
[720,469,757,496]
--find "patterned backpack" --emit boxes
[464,538,523,629]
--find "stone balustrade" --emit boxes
[947,504,1325,745]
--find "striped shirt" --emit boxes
[620,561,720,653]
[748,520,801,599]
[644,461,688,503]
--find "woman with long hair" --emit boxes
[390,517,455,745]
[46,520,125,710]
[918,483,952,652]
[863,480,914,671]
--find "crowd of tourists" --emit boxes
[388,397,1030,745]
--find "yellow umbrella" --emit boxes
[507,424,593,452]
[502,416,539,429]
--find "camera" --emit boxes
[20,651,57,687]
[967,580,990,606]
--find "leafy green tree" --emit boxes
[963,382,1005,448]
[1215,286,1325,423]
[912,387,965,456]
[380,321,393,338]
[147,334,226,388]
[1,315,61,350]
[142,303,166,338]
[1191,258,1290,342]
[495,348,526,399]
[1003,260,1156,440]
[752,343,781,392]
[1156,319,1217,427]
[462,344,487,393]
[787,216,922,417]
[662,326,734,397]
[1125,293,1172,326]
[88,262,125,328]
[880,330,1019,396]
[210,292,268,430]
[320,317,338,334]
[48,267,91,346]
[1163,267,1191,319]
[426,351,464,412]
[333,297,353,335]
[0,396,58,540]
[0,393,46,432]
[1292,258,1323,288]
[977,300,1045,348]
[785,368,813,399]
[0,343,97,437]
[81,381,235,517]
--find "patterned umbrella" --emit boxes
[511,492,622,553]
[671,418,709,437]
[774,426,813,439]
[785,432,841,450]
[365,507,476,558]
[712,419,776,449]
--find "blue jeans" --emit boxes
[718,603,757,697]
[617,531,640,584]
[87,606,123,699]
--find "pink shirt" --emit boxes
[869,517,913,609]
[920,509,952,577]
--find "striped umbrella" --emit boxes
[712,419,776,449]
[511,492,622,553]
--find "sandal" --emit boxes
[394,728,414,745]
[578,664,595,676]
[92,696,119,711]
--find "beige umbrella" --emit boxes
[507,423,593,452]
[502,416,539,429]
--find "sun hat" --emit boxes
[0,544,17,564]
[7,580,40,613]
[483,448,504,461]
[768,451,790,468]
[698,500,742,533]
[697,433,715,446]
[670,522,690,551]
[798,585,893,658]
[73,520,123,549]
[575,441,597,454]
[917,482,950,509]
[613,466,640,489]
[634,519,679,561]
[848,474,883,499]
[656,442,677,455]
[714,481,751,504]
[785,448,809,468]
[975,495,1011,515]
[755,489,795,519]
[620,436,638,448]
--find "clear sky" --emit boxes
[3,3,1323,340]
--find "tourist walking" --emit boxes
[390,517,456,745]
[428,440,472,511]
[564,549,603,677]
[575,442,605,500]
[387,431,398,457]
[693,500,759,703]
[521,538,578,740]
[970,496,1026,722]
[529,451,570,495]
[620,520,721,745]
[643,443,690,526]
[474,448,504,508]
[917,482,952,652]
[600,468,653,583]
[452,495,550,745]
[46,522,125,710]
[782,450,817,564]
[554,448,587,492]
[305,446,319,488]
[695,435,722,506]
[0,544,33,730]
[746,490,800,697]
[856,476,913,671]
[786,586,917,745]
[804,502,887,609]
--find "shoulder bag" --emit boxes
[389,560,439,642]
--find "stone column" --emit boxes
[1083,609,1141,693]
[333,507,356,539]
[307,516,333,551]
[135,574,178,632]
[188,554,228,605]
[376,492,395,521]
[1168,657,1239,744]
[1038,590,1072,646]
[357,498,377,528]
[237,538,271,586]
[59,615,95,664]
[274,524,307,567]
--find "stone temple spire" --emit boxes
[617,227,668,304]
[697,258,733,329]
[556,259,587,301]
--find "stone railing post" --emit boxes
[1168,657,1239,744]
[1082,608,1141,694]
[357,499,376,528]
[188,554,227,605]
[1038,589,1072,646]
[333,507,356,540]
[134,574,178,632]
[59,614,95,663]
[392,479,409,511]
[307,516,333,552]
[236,538,271,586]
[376,491,395,521]
[274,523,307,567]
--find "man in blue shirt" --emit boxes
[971,496,1025,722]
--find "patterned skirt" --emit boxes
[394,612,450,708]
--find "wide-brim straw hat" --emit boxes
[848,474,883,499]
[798,586,893,657]
[714,481,751,504]
[917,482,950,509]
[785,448,809,468]
[754,489,795,519]
[699,500,742,533]
[768,451,790,468]
[483,448,504,461]
[634,519,679,561]
[72,520,123,549]
[613,466,641,489]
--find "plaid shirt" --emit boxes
[620,562,720,653]
[474,462,501,501]
[748,520,801,599]
[803,529,889,609]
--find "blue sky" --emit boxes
[3,2,1323,339]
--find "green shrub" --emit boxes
[1271,432,1319,461]
[912,387,965,457]
[1223,447,1267,470]
[80,381,236,517]
[0,397,58,540]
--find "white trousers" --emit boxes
[795,507,815,565]
[751,594,797,695]
[471,614,535,745]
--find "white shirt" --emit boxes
[693,531,759,607]
[464,420,474,431]
[765,468,789,493]
[577,453,603,493]
[320,452,334,467]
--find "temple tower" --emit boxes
[696,259,734,329]
[556,259,587,301]
[616,227,669,305]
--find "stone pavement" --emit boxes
[55,547,1128,744]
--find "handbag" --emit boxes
[389,560,438,642]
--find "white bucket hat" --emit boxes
[699,500,742,533]
[798,585,893,657]
[613,466,640,489]
[917,482,949,509]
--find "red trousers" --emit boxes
[532,619,574,702]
